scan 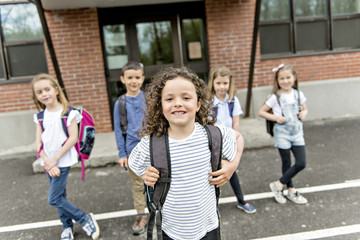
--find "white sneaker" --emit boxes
[269,182,287,204]
[60,227,74,240]
[82,213,100,240]
[287,191,308,204]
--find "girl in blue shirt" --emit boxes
[208,66,256,214]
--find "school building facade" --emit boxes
[1,0,360,151]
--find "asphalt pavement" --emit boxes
[1,117,360,240]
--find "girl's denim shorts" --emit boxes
[273,123,305,149]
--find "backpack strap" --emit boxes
[228,97,235,118]
[147,132,171,240]
[61,107,74,138]
[296,89,302,112]
[275,93,284,117]
[118,94,127,137]
[36,111,45,158]
[213,97,235,118]
[204,125,222,203]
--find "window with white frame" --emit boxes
[259,0,360,57]
[0,1,47,82]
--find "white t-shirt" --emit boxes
[213,94,243,128]
[33,108,82,167]
[129,122,237,240]
[265,89,306,116]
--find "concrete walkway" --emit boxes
[1,118,274,173]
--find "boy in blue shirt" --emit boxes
[113,61,147,235]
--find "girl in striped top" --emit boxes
[129,66,244,240]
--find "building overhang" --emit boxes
[40,0,202,10]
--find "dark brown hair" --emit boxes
[140,66,215,137]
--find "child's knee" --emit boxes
[48,196,59,207]
[295,161,306,171]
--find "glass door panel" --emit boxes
[181,18,208,82]
[103,24,128,70]
[102,24,129,126]
[182,18,206,62]
[136,21,174,66]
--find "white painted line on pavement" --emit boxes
[249,224,360,240]
[219,179,360,204]
[1,180,360,233]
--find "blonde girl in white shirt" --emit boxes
[32,74,100,240]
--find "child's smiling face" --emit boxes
[277,69,295,93]
[120,69,144,96]
[161,77,200,130]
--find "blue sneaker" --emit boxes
[237,202,257,214]
[82,213,100,240]
[60,227,74,240]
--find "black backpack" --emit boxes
[118,94,127,137]
[146,124,223,240]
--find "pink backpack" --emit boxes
[37,107,95,180]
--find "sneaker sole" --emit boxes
[89,213,100,240]
[237,205,257,214]
[286,196,308,205]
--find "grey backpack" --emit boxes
[146,124,223,240]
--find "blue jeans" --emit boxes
[47,167,87,229]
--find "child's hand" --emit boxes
[118,158,128,170]
[208,160,233,187]
[48,166,60,178]
[275,115,286,124]
[44,157,58,172]
[298,111,306,120]
[141,166,159,186]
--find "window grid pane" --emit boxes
[260,0,290,21]
[260,24,291,54]
[333,18,360,49]
[0,3,43,42]
[296,21,328,51]
[7,43,48,77]
[331,0,360,15]
[294,0,327,18]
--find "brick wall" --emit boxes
[205,0,360,89]
[44,8,112,133]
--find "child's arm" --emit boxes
[232,115,240,131]
[298,102,308,120]
[35,123,61,177]
[258,104,286,124]
[209,130,244,187]
[44,118,78,172]
[113,100,127,168]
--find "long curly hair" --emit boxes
[139,66,215,137]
